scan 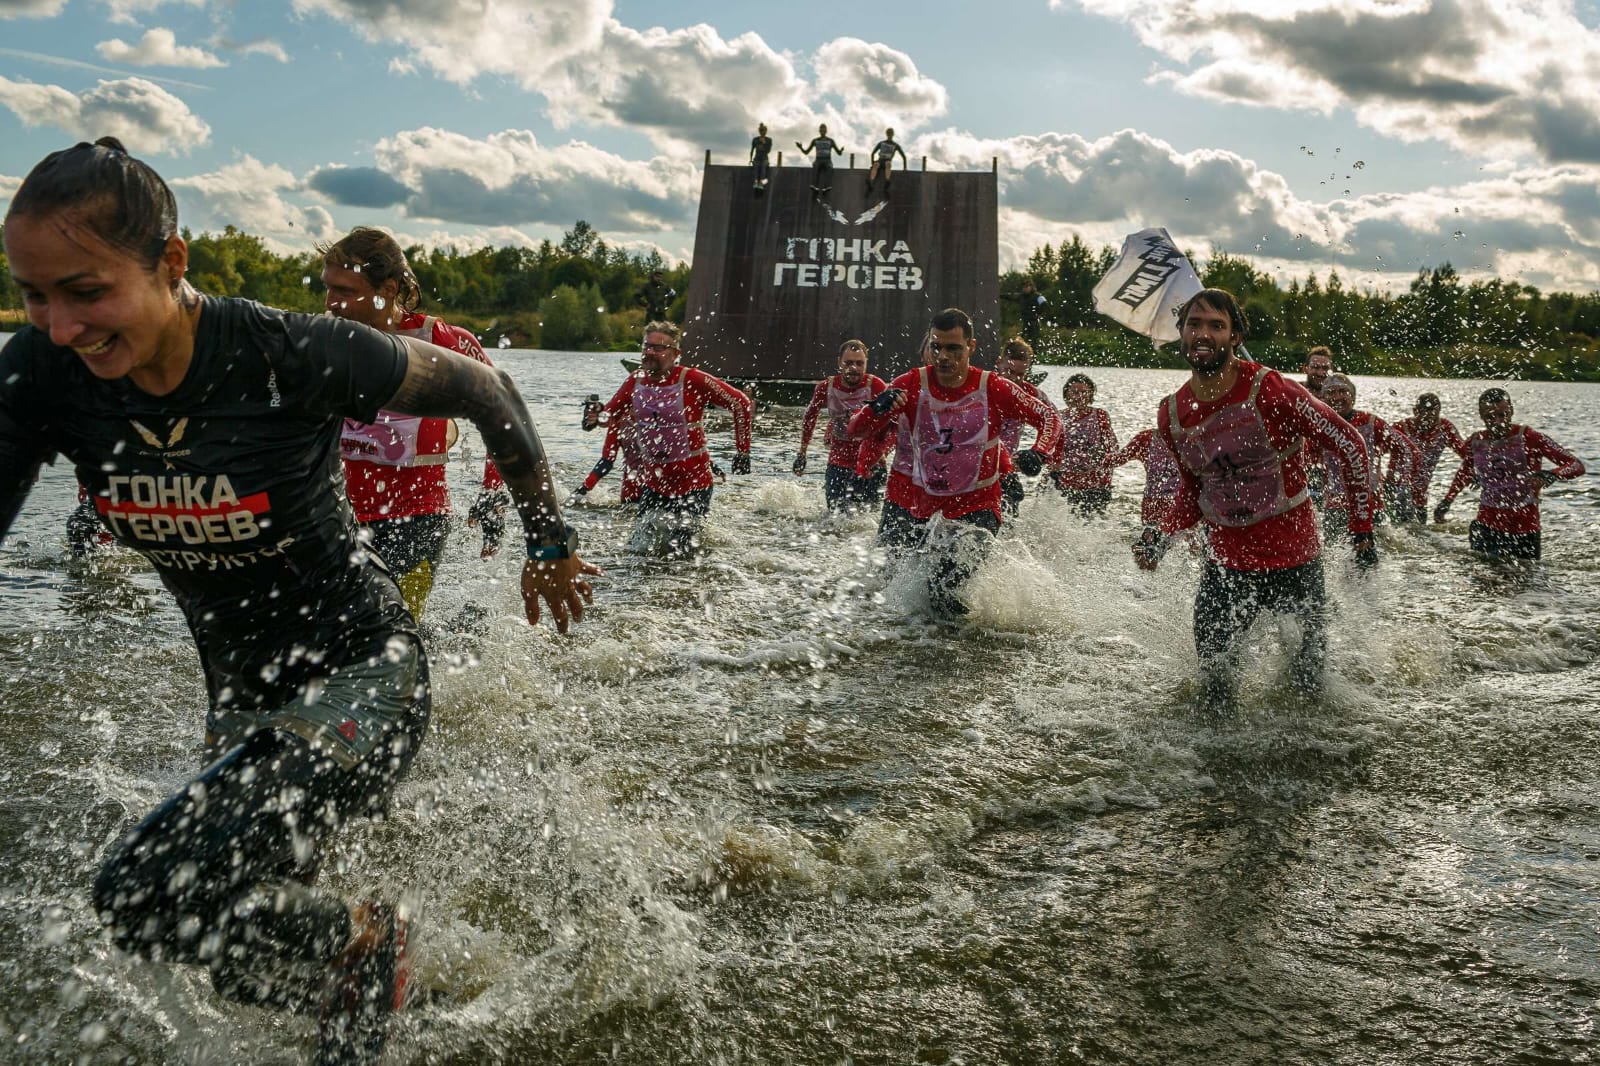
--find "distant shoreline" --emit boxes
[4,312,1594,384]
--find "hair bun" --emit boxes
[93,136,129,154]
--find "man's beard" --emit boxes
[1184,343,1230,375]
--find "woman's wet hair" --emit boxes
[6,136,178,270]
[1177,288,1251,338]
[319,227,422,313]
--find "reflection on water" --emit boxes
[2,351,1597,1063]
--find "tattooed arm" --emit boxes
[384,336,598,632]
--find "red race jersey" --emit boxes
[849,366,1063,521]
[1053,406,1118,489]
[1441,426,1586,533]
[1158,361,1373,571]
[1393,416,1468,489]
[599,366,753,496]
[799,374,888,469]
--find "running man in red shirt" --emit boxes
[849,308,1063,614]
[795,338,888,512]
[1051,373,1118,515]
[595,321,753,557]
[323,227,507,618]
[1318,373,1424,528]
[1433,387,1586,561]
[1393,392,1468,521]
[995,337,1056,516]
[1133,289,1376,711]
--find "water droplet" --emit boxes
[373,295,387,310]
[302,275,311,286]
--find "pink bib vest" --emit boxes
[912,368,999,497]
[632,376,707,467]
[1168,365,1307,528]
[1473,430,1538,510]
[826,379,873,445]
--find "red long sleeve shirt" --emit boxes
[1393,416,1468,488]
[1158,361,1373,571]
[798,374,888,469]
[1053,406,1118,489]
[600,366,753,496]
[1321,410,1425,513]
[848,366,1064,521]
[1440,426,1586,533]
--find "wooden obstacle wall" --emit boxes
[681,163,999,384]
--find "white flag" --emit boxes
[1091,227,1202,345]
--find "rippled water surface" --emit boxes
[3,349,1598,1064]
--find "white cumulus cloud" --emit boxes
[0,75,211,155]
[172,155,336,247]
[97,28,227,70]
[1062,0,1600,165]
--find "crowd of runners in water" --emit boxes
[0,137,1587,1064]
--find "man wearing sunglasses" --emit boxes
[592,322,753,556]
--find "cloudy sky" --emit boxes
[3,0,1599,294]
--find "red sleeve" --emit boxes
[990,377,1064,464]
[1112,429,1152,468]
[1262,374,1374,533]
[1377,419,1424,506]
[1527,429,1587,480]
[603,376,636,416]
[849,370,918,440]
[798,380,828,454]
[1097,409,1119,472]
[688,368,754,452]
[1442,438,1479,504]
[1443,419,1470,457]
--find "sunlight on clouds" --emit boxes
[0,74,210,154]
[1062,0,1600,164]
[97,29,227,70]
[172,154,336,246]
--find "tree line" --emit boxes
[1002,236,1600,382]
[2,220,1594,380]
[0,219,688,352]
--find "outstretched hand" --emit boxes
[520,556,601,633]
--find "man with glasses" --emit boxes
[849,308,1062,614]
[592,322,753,556]
[796,338,889,512]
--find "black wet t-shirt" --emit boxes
[0,296,415,709]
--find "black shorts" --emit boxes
[1469,521,1540,560]
[366,512,449,578]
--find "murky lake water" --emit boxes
[3,347,1598,1064]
